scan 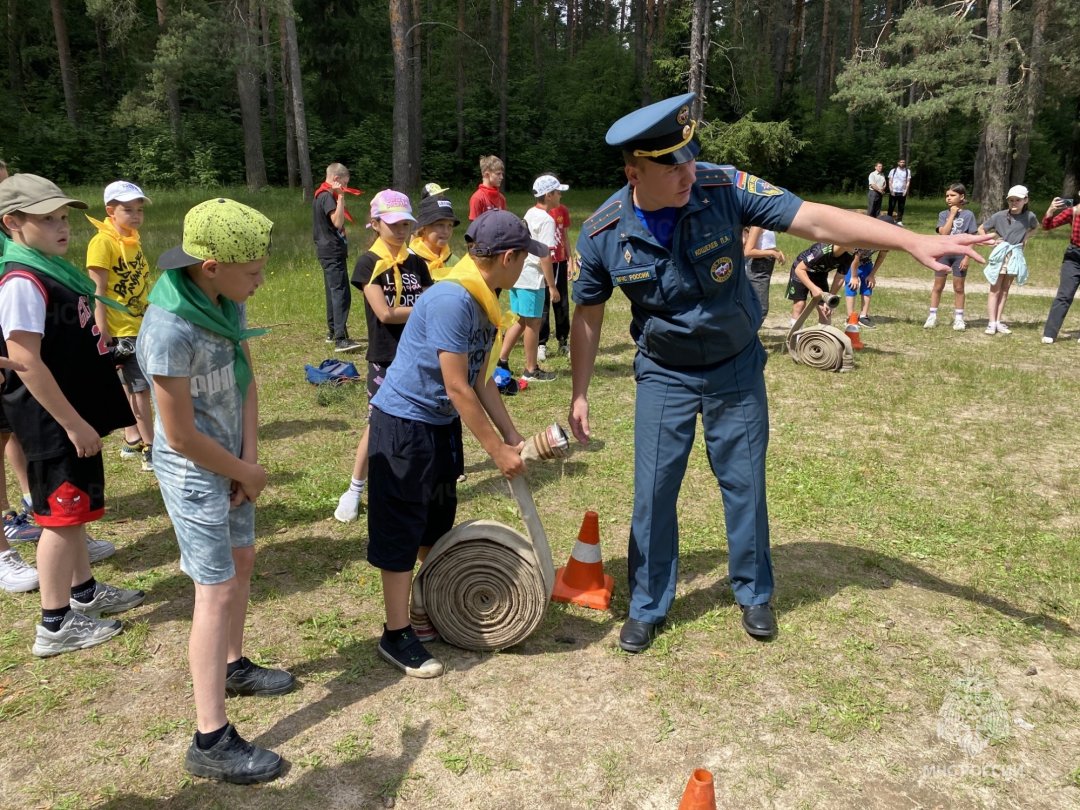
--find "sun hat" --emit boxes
[0,174,87,217]
[415,195,460,228]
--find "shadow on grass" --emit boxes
[261,417,352,441]
[665,540,1075,637]
[95,721,432,809]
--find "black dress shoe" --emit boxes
[619,618,665,653]
[740,603,777,639]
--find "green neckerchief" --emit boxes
[148,268,269,399]
[0,240,127,312]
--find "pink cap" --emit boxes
[369,189,415,225]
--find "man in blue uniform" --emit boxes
[569,92,990,653]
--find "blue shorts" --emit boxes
[509,287,545,318]
[844,261,874,297]
[159,482,255,585]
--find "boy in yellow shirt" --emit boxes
[85,181,155,470]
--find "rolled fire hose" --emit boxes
[785,292,854,372]
[410,424,568,652]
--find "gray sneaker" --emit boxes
[70,581,145,618]
[32,611,122,657]
[86,536,116,564]
[522,367,557,383]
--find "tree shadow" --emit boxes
[94,721,432,809]
[260,418,352,441]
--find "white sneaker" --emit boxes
[1042,336,1054,344]
[33,611,122,657]
[537,345,547,362]
[923,313,937,328]
[334,490,360,523]
[996,322,1011,334]
[70,581,145,618]
[0,548,39,593]
[952,317,966,331]
[87,536,116,563]
[985,323,997,335]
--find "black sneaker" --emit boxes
[858,315,876,329]
[224,656,296,697]
[522,367,556,382]
[378,626,444,678]
[184,723,283,784]
[496,358,512,375]
[334,338,362,353]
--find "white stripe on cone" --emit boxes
[570,541,602,564]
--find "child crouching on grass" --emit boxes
[0,174,144,658]
[138,198,293,785]
[367,209,547,678]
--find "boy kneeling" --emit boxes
[368,210,545,677]
[138,199,293,784]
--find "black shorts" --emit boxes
[0,399,9,434]
[114,338,150,394]
[27,450,106,527]
[366,407,464,572]
[785,269,829,302]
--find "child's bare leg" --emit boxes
[382,569,412,629]
[499,321,525,363]
[37,524,90,609]
[132,389,155,445]
[522,318,541,370]
[4,433,30,503]
[191,577,239,732]
[791,300,805,322]
[228,546,254,663]
[930,274,947,310]
[351,428,369,481]
[995,276,1014,322]
[987,284,1001,326]
[952,276,965,312]
[860,293,871,319]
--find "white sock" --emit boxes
[928,307,937,315]
[348,478,365,495]
[955,309,963,318]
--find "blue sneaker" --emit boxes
[3,510,41,543]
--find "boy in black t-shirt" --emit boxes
[0,174,144,657]
[313,162,362,353]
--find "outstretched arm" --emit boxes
[788,202,991,273]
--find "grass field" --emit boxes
[0,186,1077,809]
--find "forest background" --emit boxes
[1,0,1078,220]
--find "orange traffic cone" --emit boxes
[845,313,865,350]
[678,768,717,810]
[551,511,614,610]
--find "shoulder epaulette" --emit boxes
[583,200,622,237]
[696,165,735,187]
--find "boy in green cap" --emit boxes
[0,173,145,657]
[138,198,293,785]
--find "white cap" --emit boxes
[533,174,569,197]
[1006,185,1029,200]
[104,181,150,205]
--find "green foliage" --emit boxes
[697,113,807,176]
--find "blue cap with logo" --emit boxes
[605,92,701,165]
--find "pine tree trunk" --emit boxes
[815,0,831,114]
[410,0,423,188]
[1062,97,1080,198]
[260,1,277,127]
[783,0,805,99]
[283,2,312,198]
[689,0,708,120]
[848,0,861,57]
[234,0,267,190]
[455,0,465,159]
[7,0,20,99]
[278,11,298,189]
[499,0,509,171]
[974,0,1013,216]
[390,0,420,191]
[50,0,78,125]
[1010,0,1048,186]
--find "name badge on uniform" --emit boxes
[612,264,657,286]
[689,232,732,261]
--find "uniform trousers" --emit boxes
[1042,246,1080,339]
[628,338,773,624]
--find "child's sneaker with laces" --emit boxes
[952,317,966,331]
[141,445,153,472]
[334,489,361,523]
[0,548,38,593]
[3,509,41,543]
[225,656,296,697]
[522,366,556,382]
[119,439,145,459]
[70,581,145,618]
[378,626,443,678]
[923,313,937,328]
[996,322,1011,334]
[32,611,122,657]
[184,723,283,784]
[86,536,116,563]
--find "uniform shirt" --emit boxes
[371,282,499,425]
[0,266,132,459]
[549,204,572,262]
[137,303,248,493]
[351,249,433,364]
[85,220,150,338]
[312,191,347,255]
[468,184,506,220]
[983,209,1039,245]
[515,206,557,290]
[574,163,803,366]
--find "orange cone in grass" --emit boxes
[845,312,865,350]
[678,768,717,810]
[551,511,614,610]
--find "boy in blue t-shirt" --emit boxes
[138,198,292,785]
[368,209,548,678]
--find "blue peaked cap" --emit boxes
[605,92,701,165]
